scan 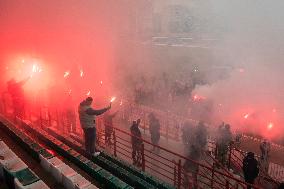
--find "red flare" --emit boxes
[244,114,249,119]
[193,94,205,101]
[267,122,273,130]
[110,97,116,103]
[64,71,70,78]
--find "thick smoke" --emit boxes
[192,0,284,140]
[1,0,284,141]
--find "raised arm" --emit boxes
[86,105,111,116]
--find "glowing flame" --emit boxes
[86,91,91,96]
[80,69,84,77]
[110,97,116,103]
[100,81,103,85]
[31,64,41,77]
[193,94,205,101]
[268,122,274,130]
[64,71,70,78]
[244,114,249,119]
[21,59,25,63]
[32,64,37,72]
[120,100,123,106]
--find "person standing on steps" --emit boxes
[243,152,259,189]
[103,110,118,146]
[260,139,271,174]
[78,97,111,156]
[130,119,143,167]
[148,113,161,153]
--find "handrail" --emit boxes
[229,144,281,186]
[109,126,259,189]
[124,100,282,185]
[0,97,263,189]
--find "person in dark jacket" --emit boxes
[195,121,207,152]
[78,97,111,156]
[278,182,284,189]
[243,152,259,189]
[183,144,201,189]
[130,119,143,166]
[7,77,30,118]
[217,123,232,166]
[148,113,160,153]
[103,110,118,146]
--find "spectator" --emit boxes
[217,123,232,167]
[103,111,118,146]
[130,119,143,167]
[243,152,259,189]
[183,144,201,189]
[7,77,30,118]
[195,121,207,152]
[148,113,161,153]
[78,97,111,156]
[278,183,284,189]
[260,139,271,174]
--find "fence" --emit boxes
[0,96,271,189]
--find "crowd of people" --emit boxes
[127,69,205,115]
[2,76,282,189]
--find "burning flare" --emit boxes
[80,69,84,77]
[31,64,41,77]
[64,71,70,78]
[244,114,249,119]
[86,91,91,96]
[193,94,205,101]
[110,97,116,103]
[267,122,274,130]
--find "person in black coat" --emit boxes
[278,183,284,189]
[130,119,143,166]
[243,152,259,189]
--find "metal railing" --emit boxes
[123,100,284,184]
[0,97,264,189]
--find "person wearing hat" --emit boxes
[78,97,111,156]
[242,152,259,189]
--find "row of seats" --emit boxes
[51,128,175,189]
[40,156,97,189]
[0,116,99,189]
[18,119,133,189]
[0,140,49,189]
